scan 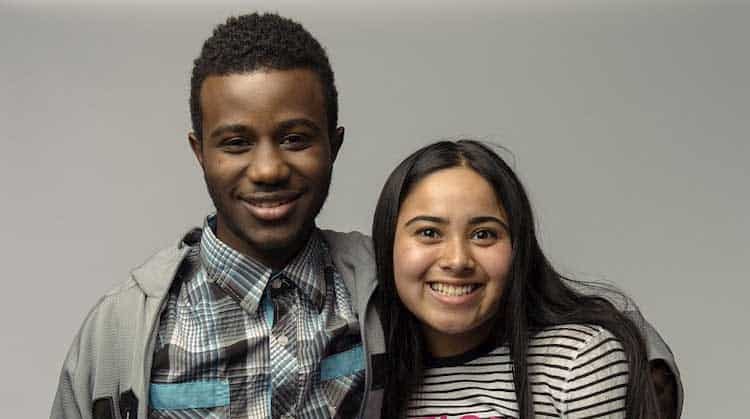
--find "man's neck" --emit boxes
[213,219,314,270]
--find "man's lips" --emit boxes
[240,191,302,221]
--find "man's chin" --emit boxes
[250,235,297,253]
[216,204,319,264]
[240,225,312,262]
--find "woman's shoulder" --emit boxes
[529,324,625,363]
[528,324,629,416]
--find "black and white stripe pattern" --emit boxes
[408,325,628,418]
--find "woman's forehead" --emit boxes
[399,167,507,221]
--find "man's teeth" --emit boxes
[429,283,478,297]
[252,200,289,208]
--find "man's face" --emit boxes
[190,69,343,269]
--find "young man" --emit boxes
[51,13,681,419]
[52,14,381,419]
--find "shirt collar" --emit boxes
[199,215,329,313]
[281,229,329,311]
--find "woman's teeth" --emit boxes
[429,283,479,297]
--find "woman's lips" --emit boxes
[427,282,484,305]
[241,192,301,222]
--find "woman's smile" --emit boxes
[393,166,512,357]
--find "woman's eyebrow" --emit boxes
[404,215,446,227]
[468,216,509,231]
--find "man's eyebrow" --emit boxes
[404,215,446,227]
[468,216,509,231]
[277,118,322,135]
[209,123,253,140]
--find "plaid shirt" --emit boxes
[149,217,365,418]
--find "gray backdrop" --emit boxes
[2,0,748,417]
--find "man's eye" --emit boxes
[223,137,250,149]
[281,134,309,148]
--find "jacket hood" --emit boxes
[128,228,377,301]
[129,228,200,298]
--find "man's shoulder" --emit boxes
[68,229,200,356]
[89,228,200,312]
[126,228,200,298]
[319,229,376,312]
[319,229,373,261]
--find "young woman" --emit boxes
[372,140,659,418]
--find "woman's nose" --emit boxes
[438,238,476,275]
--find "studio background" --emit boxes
[2,0,748,417]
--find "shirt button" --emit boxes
[277,334,289,346]
[271,279,283,289]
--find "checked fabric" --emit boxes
[149,216,364,418]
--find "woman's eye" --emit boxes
[472,229,498,241]
[417,228,440,239]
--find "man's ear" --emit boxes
[188,132,205,170]
[330,126,345,162]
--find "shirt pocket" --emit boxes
[148,380,230,419]
[320,344,366,417]
[320,344,365,381]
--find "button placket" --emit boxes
[268,274,300,417]
[268,275,292,323]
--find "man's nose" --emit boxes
[438,237,476,275]
[247,141,291,185]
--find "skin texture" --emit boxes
[190,69,343,269]
[393,167,512,358]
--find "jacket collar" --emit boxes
[130,228,200,298]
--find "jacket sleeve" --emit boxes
[563,279,684,417]
[623,307,684,418]
[51,331,92,419]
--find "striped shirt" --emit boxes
[408,325,628,419]
[149,217,365,418]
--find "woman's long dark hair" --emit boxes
[373,140,659,419]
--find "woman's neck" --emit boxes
[423,321,494,358]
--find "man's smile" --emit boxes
[240,190,303,221]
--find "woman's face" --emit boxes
[393,166,512,357]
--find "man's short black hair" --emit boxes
[190,13,338,139]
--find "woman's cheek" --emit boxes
[476,243,513,286]
[393,240,436,285]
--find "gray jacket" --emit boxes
[51,229,682,419]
